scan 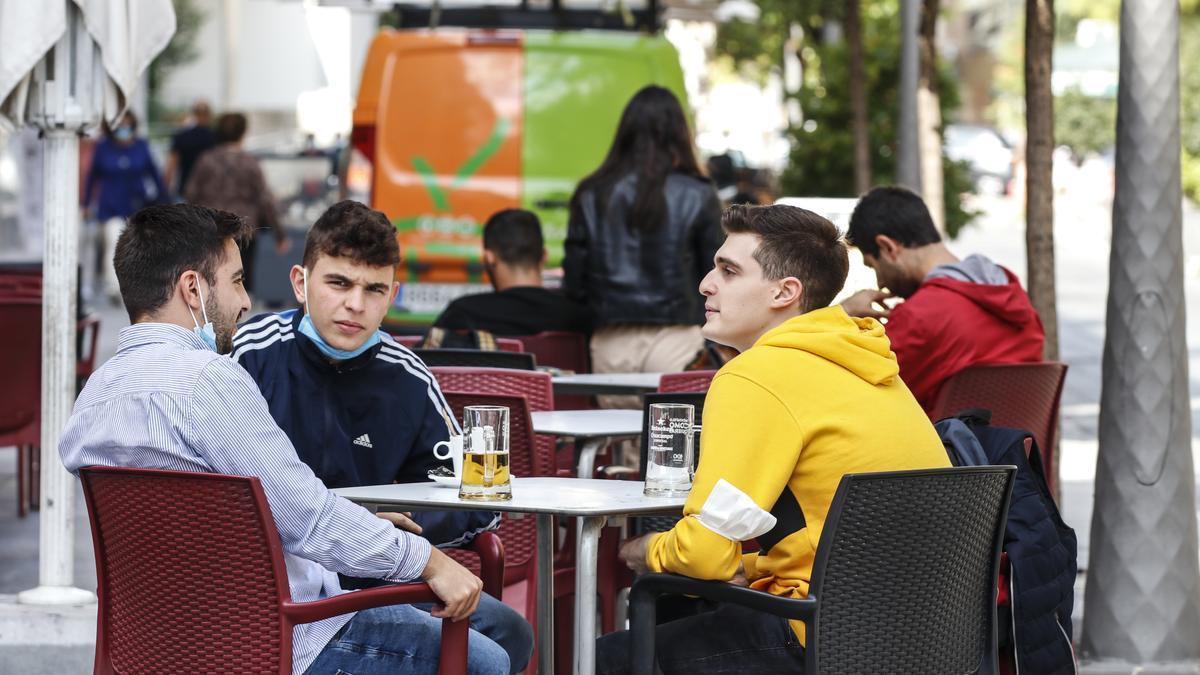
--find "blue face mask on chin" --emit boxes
[298,268,382,361]
[186,281,219,352]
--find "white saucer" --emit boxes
[427,474,519,488]
[428,474,460,488]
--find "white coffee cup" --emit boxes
[433,435,464,478]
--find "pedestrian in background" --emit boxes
[81,110,167,304]
[185,112,289,298]
[564,85,723,407]
[163,99,217,199]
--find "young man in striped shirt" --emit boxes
[231,200,531,673]
[60,203,508,674]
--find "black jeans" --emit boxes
[595,602,806,674]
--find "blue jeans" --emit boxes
[306,593,532,675]
[595,602,806,674]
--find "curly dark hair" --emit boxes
[302,200,401,270]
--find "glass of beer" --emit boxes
[458,405,513,501]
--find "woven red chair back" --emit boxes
[0,298,42,446]
[431,367,555,413]
[391,334,423,349]
[0,267,42,299]
[658,370,717,393]
[495,337,524,353]
[81,466,293,674]
[929,362,1068,488]
[516,332,589,373]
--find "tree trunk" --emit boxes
[918,0,945,233]
[1083,0,1200,663]
[1024,0,1058,363]
[897,0,922,192]
[846,0,871,195]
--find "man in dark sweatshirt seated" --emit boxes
[432,208,590,337]
[840,186,1046,413]
[232,200,532,674]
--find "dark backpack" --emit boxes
[935,410,1079,675]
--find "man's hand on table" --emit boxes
[841,289,894,320]
[619,534,653,575]
[377,511,423,535]
[420,547,483,621]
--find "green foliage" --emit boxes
[1054,88,1115,158]
[742,0,977,237]
[147,0,206,125]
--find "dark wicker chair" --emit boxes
[928,362,1067,497]
[630,466,1016,675]
[81,466,469,675]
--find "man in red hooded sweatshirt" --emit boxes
[840,186,1045,414]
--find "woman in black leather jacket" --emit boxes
[564,86,723,402]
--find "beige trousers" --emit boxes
[590,324,704,410]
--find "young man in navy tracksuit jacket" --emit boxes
[232,200,531,674]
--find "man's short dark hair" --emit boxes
[215,113,247,144]
[483,209,543,269]
[302,200,401,270]
[722,204,849,313]
[114,204,252,322]
[846,186,941,258]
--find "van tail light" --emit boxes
[345,124,375,205]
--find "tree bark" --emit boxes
[846,0,871,195]
[897,0,922,192]
[918,0,945,233]
[1024,0,1059,363]
[1083,0,1200,662]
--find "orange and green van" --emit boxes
[346,27,688,325]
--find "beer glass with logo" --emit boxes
[459,405,513,501]
[644,403,695,497]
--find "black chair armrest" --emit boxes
[630,573,817,675]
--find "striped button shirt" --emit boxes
[59,322,433,674]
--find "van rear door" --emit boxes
[373,30,523,284]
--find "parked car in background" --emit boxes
[944,123,1016,196]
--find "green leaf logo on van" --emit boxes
[409,118,511,213]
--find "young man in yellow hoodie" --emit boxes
[596,204,951,673]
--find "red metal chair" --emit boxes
[929,364,1068,675]
[928,362,1068,496]
[514,331,592,409]
[0,297,41,517]
[391,334,423,349]
[439,386,573,675]
[658,369,718,393]
[80,465,469,675]
[0,291,102,517]
[514,331,589,373]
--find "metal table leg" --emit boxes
[537,513,555,675]
[576,437,608,479]
[575,515,606,675]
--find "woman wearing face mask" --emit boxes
[82,111,168,304]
